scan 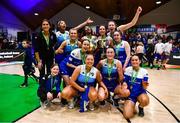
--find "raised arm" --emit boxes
[117,6,142,32]
[123,42,131,71]
[73,17,93,30]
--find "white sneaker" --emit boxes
[89,102,95,111]
[68,99,75,109]
[40,100,50,109]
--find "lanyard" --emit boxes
[106,59,114,79]
[80,50,85,64]
[84,68,91,86]
[130,70,139,86]
[51,76,54,90]
[116,41,123,57]
[42,32,49,46]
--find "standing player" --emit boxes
[114,31,131,71]
[162,37,173,69]
[154,38,164,70]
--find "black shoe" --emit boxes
[20,83,28,87]
[157,66,160,70]
[162,65,166,70]
[61,98,68,107]
[138,106,144,117]
[113,98,119,107]
[100,101,106,106]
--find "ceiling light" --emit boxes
[34,12,39,16]
[85,6,90,9]
[156,1,161,4]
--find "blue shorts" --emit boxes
[60,61,74,76]
[128,90,147,103]
[155,53,162,61]
[103,79,118,92]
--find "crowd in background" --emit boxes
[0,6,180,119]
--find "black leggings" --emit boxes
[37,88,58,102]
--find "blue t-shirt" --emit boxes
[124,66,148,97]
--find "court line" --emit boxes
[107,100,131,123]
[147,90,180,123]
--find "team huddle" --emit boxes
[20,6,150,119]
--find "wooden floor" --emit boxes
[0,64,180,123]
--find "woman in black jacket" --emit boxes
[34,19,57,80]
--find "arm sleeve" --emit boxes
[143,70,148,82]
[124,68,131,83]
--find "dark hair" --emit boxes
[114,30,123,36]
[166,36,173,42]
[22,39,30,44]
[85,53,94,59]
[108,21,117,27]
[41,19,51,26]
[57,20,65,26]
[131,54,140,61]
[99,25,106,29]
[82,38,90,44]
[105,46,116,53]
[51,63,59,69]
[41,19,52,31]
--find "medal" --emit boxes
[130,69,139,90]
[84,85,87,88]
[107,59,114,81]
[84,66,90,89]
[130,85,133,90]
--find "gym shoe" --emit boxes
[89,102,95,111]
[113,98,119,107]
[68,99,75,109]
[40,100,51,109]
[20,83,28,88]
[100,101,106,106]
[109,95,119,107]
[150,65,154,69]
[138,106,144,117]
[162,65,166,70]
[60,98,68,107]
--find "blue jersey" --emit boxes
[60,48,86,76]
[100,59,119,92]
[77,65,98,112]
[124,66,148,102]
[56,31,69,44]
[55,31,69,64]
[115,40,127,65]
[64,39,79,57]
[77,65,98,87]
